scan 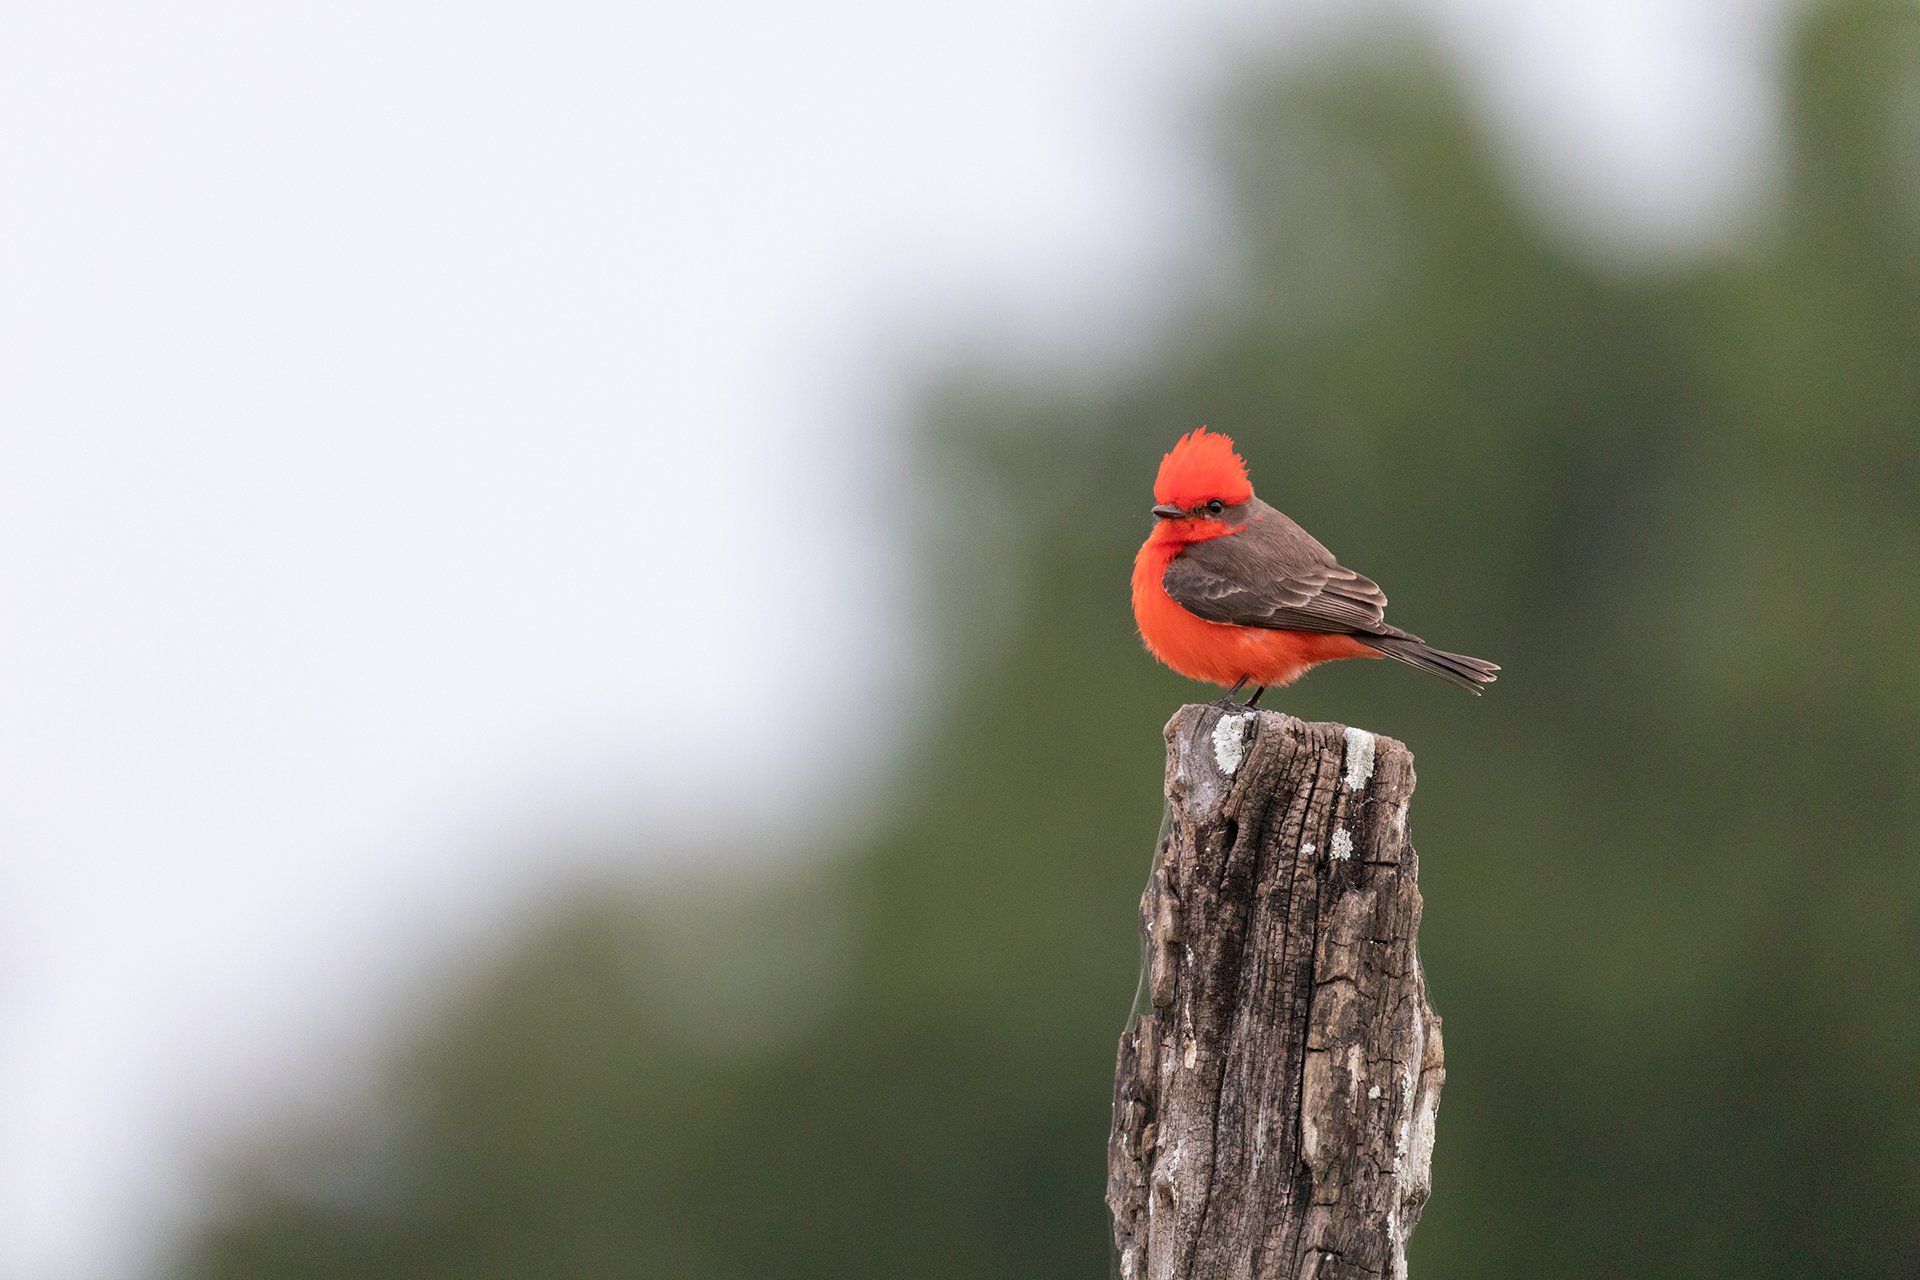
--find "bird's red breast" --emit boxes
[1132,530,1373,689]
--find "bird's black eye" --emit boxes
[1206,499,1225,516]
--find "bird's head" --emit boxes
[1149,427,1254,541]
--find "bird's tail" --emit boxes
[1360,635,1500,694]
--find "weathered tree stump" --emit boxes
[1108,705,1443,1280]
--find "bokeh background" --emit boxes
[3,0,1916,1276]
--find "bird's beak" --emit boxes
[1151,504,1187,520]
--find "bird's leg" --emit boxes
[1216,676,1249,707]
[1243,685,1267,708]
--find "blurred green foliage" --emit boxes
[174,3,1919,1276]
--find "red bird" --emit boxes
[1132,427,1498,704]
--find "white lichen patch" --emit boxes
[1343,726,1375,791]
[1300,842,1316,856]
[1368,1084,1382,1100]
[1212,713,1251,774]
[1405,1074,1440,1189]
[1329,828,1353,862]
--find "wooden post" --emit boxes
[1108,705,1444,1280]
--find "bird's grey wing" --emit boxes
[1161,500,1404,636]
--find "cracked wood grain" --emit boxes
[1108,705,1443,1280]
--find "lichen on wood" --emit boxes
[1108,705,1443,1280]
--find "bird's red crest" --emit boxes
[1153,427,1252,508]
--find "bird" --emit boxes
[1131,427,1498,706]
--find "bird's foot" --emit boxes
[1214,676,1250,708]
[1210,679,1267,711]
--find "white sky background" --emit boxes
[0,1,1787,1277]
